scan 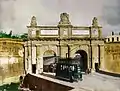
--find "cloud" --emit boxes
[102,0,120,26]
[0,0,119,36]
[0,0,16,33]
[99,0,120,36]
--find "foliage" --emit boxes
[0,31,28,40]
[0,82,19,91]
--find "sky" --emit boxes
[0,0,120,36]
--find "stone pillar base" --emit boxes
[36,68,43,74]
[27,69,32,74]
[91,69,96,73]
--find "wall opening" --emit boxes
[32,64,36,74]
[43,50,56,73]
[74,50,88,72]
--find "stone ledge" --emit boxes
[0,76,20,86]
[30,73,93,91]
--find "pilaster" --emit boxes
[32,46,36,64]
[99,45,105,70]
[27,46,32,73]
[24,46,28,74]
[36,45,43,74]
[92,44,99,71]
[88,45,91,70]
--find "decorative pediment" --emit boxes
[92,17,98,27]
[59,13,71,25]
[30,16,37,27]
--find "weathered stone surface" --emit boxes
[104,43,120,73]
[0,38,24,85]
[25,13,104,74]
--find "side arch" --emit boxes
[43,50,57,72]
[43,50,56,57]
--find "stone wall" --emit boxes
[0,38,24,85]
[104,43,120,74]
[22,73,73,91]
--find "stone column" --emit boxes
[58,40,61,57]
[32,46,36,64]
[67,44,70,58]
[24,46,28,74]
[61,44,68,58]
[99,45,105,70]
[92,44,99,71]
[87,45,90,69]
[57,45,60,57]
[88,45,92,69]
[36,45,43,74]
[27,45,32,73]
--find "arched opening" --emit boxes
[43,50,56,72]
[74,50,88,72]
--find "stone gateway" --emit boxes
[24,13,105,74]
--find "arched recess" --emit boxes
[74,50,88,72]
[43,50,56,57]
[43,50,56,72]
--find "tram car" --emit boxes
[55,58,82,82]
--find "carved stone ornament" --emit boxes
[59,13,70,24]
[92,17,98,27]
[30,16,37,26]
[18,49,23,57]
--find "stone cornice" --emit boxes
[27,25,102,29]
[27,26,58,29]
[57,24,73,28]
[29,37,59,41]
[105,41,120,44]
[26,37,105,41]
[0,38,23,42]
[72,26,90,30]
[90,26,102,28]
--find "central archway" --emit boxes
[74,50,88,72]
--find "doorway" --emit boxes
[95,63,99,72]
[75,50,88,72]
[32,64,36,74]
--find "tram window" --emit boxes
[65,65,67,69]
[63,65,65,70]
[70,66,74,71]
[72,66,75,71]
[60,66,61,70]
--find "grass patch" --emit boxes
[0,82,20,91]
